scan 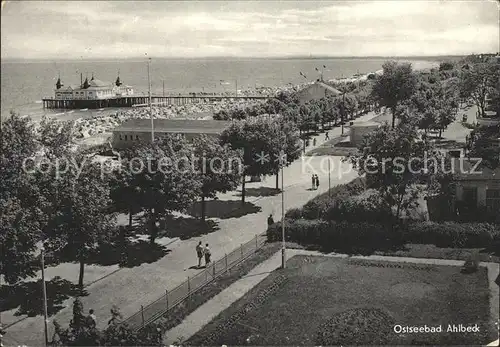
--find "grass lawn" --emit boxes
[186,255,495,346]
[151,241,297,333]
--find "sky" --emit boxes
[1,1,499,59]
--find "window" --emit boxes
[136,135,139,141]
[462,187,478,206]
[486,189,500,212]
[124,135,128,141]
[119,134,122,141]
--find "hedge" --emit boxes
[267,219,500,252]
[285,177,366,220]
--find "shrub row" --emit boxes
[286,177,366,220]
[267,219,500,252]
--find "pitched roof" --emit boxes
[452,158,500,181]
[113,117,231,134]
[89,79,112,88]
[296,81,342,103]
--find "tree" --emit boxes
[0,198,39,283]
[37,116,75,157]
[221,115,292,203]
[192,136,242,221]
[110,169,141,227]
[45,158,116,289]
[271,116,301,189]
[371,61,418,128]
[459,62,497,117]
[349,124,439,220]
[124,136,201,243]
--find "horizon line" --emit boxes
[3,53,495,62]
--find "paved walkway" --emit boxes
[3,111,379,346]
[165,249,500,345]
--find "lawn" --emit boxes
[186,255,494,346]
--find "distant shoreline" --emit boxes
[0,55,467,63]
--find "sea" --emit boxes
[1,57,446,122]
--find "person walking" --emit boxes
[267,214,274,229]
[204,243,211,266]
[325,132,330,140]
[88,309,96,328]
[196,241,204,268]
[313,138,317,146]
[315,174,320,190]
[311,174,315,190]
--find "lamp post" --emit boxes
[147,57,153,142]
[328,156,331,197]
[40,247,49,346]
[281,159,286,269]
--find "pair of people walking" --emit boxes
[311,174,320,190]
[196,241,211,268]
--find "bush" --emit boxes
[323,194,393,223]
[267,219,500,252]
[289,177,366,220]
[404,222,499,248]
[267,219,399,254]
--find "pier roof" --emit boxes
[114,118,231,134]
[89,79,112,88]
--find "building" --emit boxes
[54,74,133,100]
[453,158,500,212]
[112,117,231,148]
[296,81,342,104]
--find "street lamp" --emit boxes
[40,246,49,346]
[281,153,286,269]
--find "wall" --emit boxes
[455,180,500,206]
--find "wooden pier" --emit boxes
[42,95,271,110]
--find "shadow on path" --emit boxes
[84,240,172,268]
[190,200,261,219]
[0,277,87,317]
[159,216,220,240]
[234,187,281,198]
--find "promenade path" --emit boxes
[3,111,379,346]
[164,249,499,345]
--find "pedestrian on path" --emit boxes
[325,132,330,140]
[196,241,204,268]
[267,214,274,229]
[88,309,96,328]
[315,175,320,190]
[313,138,316,146]
[311,174,315,190]
[204,243,211,266]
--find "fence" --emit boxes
[121,232,268,330]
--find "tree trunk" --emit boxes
[78,256,85,290]
[391,107,396,129]
[201,195,206,221]
[128,209,133,227]
[275,172,279,190]
[149,208,157,245]
[241,175,246,204]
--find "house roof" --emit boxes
[113,117,231,134]
[452,158,500,181]
[296,81,342,103]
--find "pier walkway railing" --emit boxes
[42,95,272,109]
[121,232,267,331]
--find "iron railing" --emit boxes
[121,232,267,330]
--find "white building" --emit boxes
[54,75,133,100]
